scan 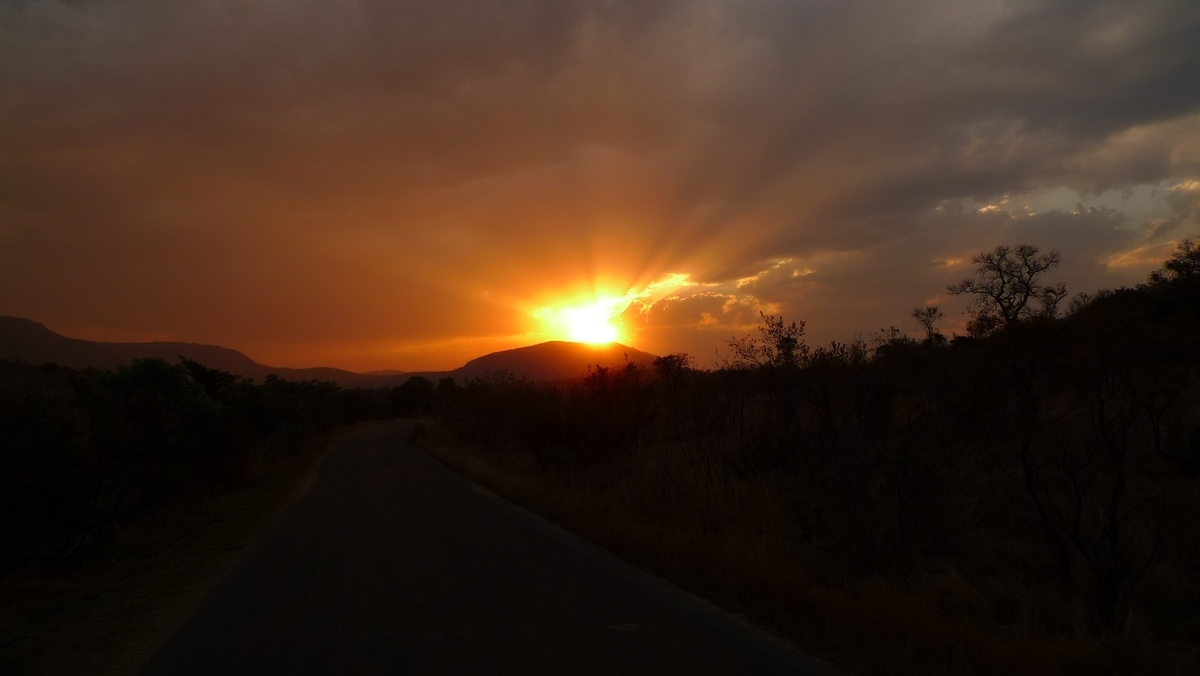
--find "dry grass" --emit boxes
[0,422,374,676]
[418,422,1190,676]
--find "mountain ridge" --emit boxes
[0,316,658,386]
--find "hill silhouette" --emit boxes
[0,317,659,385]
[452,341,658,382]
[0,317,407,387]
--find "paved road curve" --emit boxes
[143,421,832,675]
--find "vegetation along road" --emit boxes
[142,420,830,675]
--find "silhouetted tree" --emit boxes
[652,353,693,380]
[728,312,807,369]
[1149,239,1200,283]
[911,305,945,344]
[948,244,1067,336]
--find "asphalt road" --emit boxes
[142,420,832,675]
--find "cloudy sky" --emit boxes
[3,0,1199,371]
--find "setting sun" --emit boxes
[534,298,623,344]
[563,303,619,344]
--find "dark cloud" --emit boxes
[2,0,1199,369]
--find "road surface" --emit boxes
[143,420,831,675]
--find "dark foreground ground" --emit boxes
[143,420,830,675]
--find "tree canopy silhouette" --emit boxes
[1149,239,1200,283]
[948,244,1067,336]
[911,305,945,344]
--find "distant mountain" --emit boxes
[452,341,658,382]
[0,316,409,388]
[0,317,660,387]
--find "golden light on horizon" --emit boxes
[528,274,694,347]
[534,297,625,345]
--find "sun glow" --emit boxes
[530,273,694,346]
[536,298,623,344]
[563,303,620,343]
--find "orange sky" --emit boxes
[3,1,1200,372]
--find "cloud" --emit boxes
[624,291,768,332]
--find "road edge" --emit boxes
[412,428,841,676]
